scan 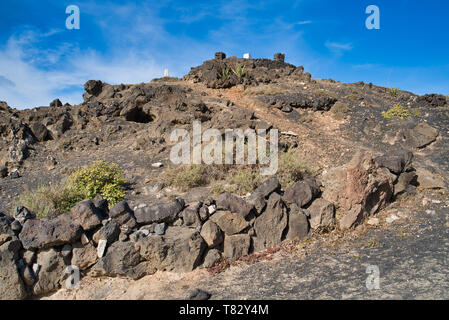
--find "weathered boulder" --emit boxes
[10,220,22,233]
[416,94,447,108]
[246,193,266,215]
[321,152,394,229]
[0,240,27,300]
[403,122,439,149]
[251,236,266,253]
[47,113,73,137]
[394,171,417,196]
[19,213,83,250]
[216,193,254,218]
[260,92,336,112]
[286,206,309,241]
[247,176,281,214]
[0,213,15,236]
[22,250,36,266]
[254,193,288,248]
[198,205,209,221]
[0,239,22,260]
[30,122,51,141]
[200,220,224,248]
[92,220,120,244]
[108,201,137,232]
[283,178,320,207]
[374,149,413,175]
[33,248,67,296]
[416,168,445,189]
[134,198,185,224]
[84,80,103,96]
[91,241,148,279]
[154,222,167,235]
[209,210,226,223]
[223,234,251,261]
[70,200,103,231]
[93,195,109,216]
[251,176,281,199]
[201,249,222,268]
[274,53,285,62]
[215,52,226,60]
[0,166,7,178]
[129,229,150,242]
[49,98,62,108]
[71,242,98,270]
[8,139,28,163]
[136,226,206,272]
[308,198,335,229]
[215,211,250,236]
[182,202,202,227]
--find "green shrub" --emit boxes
[276,148,309,187]
[230,168,260,195]
[382,104,411,119]
[164,148,310,193]
[67,161,126,206]
[18,185,83,219]
[231,64,245,78]
[163,163,261,196]
[411,108,422,117]
[389,87,399,96]
[218,68,230,79]
[17,161,126,218]
[164,165,207,191]
[209,168,259,196]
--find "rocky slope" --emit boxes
[0,52,447,300]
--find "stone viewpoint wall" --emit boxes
[0,150,418,299]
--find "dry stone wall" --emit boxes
[0,150,419,299]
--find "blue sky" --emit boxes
[1,0,448,109]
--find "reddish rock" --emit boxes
[321,152,393,229]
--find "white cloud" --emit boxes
[0,29,166,109]
[324,41,353,57]
[295,20,312,25]
[325,41,353,51]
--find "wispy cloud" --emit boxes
[325,41,353,51]
[295,20,312,25]
[324,41,353,56]
[0,29,164,109]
